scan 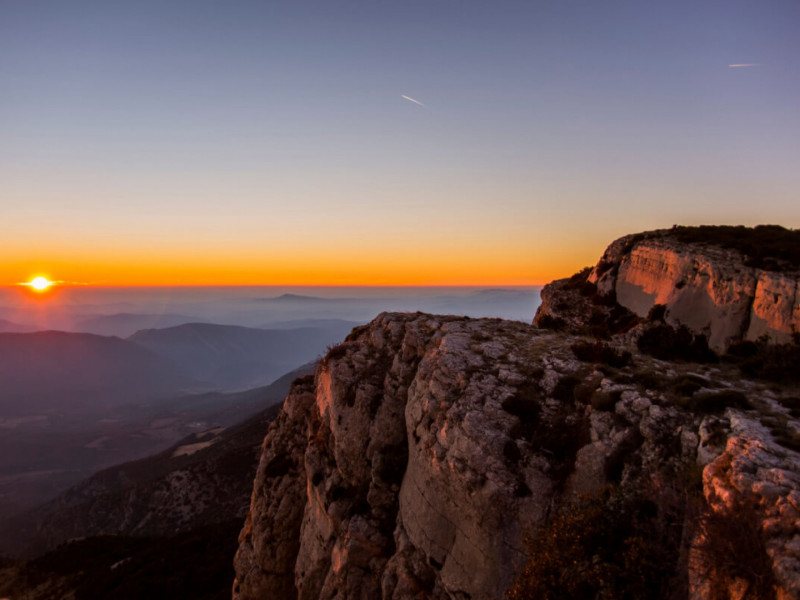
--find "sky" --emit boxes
[2,0,799,286]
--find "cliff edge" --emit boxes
[233,226,800,599]
[534,226,800,352]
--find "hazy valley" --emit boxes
[0,288,538,527]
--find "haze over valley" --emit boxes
[0,286,539,522]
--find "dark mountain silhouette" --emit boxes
[70,312,202,337]
[0,331,199,415]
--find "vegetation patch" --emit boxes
[771,428,800,453]
[551,375,581,402]
[535,314,567,331]
[344,324,370,342]
[779,397,800,418]
[665,224,800,272]
[671,374,709,397]
[570,341,632,368]
[693,497,776,600]
[508,474,776,600]
[586,302,641,339]
[690,390,752,414]
[374,445,408,485]
[590,389,622,412]
[637,324,717,363]
[562,266,596,297]
[725,341,800,383]
[3,520,243,600]
[324,341,352,362]
[507,483,685,600]
[604,429,645,483]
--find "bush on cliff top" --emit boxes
[507,484,686,600]
[508,482,777,600]
[571,341,632,368]
[725,340,800,383]
[666,225,800,272]
[637,324,718,363]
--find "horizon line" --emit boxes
[2,282,547,289]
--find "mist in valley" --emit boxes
[0,285,540,541]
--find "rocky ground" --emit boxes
[233,311,800,599]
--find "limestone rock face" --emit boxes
[581,232,800,351]
[232,311,800,599]
[235,314,557,600]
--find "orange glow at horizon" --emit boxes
[2,254,591,287]
[3,228,604,288]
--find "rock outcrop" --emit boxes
[233,310,800,599]
[535,228,800,352]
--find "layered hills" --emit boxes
[0,321,338,520]
[0,330,195,414]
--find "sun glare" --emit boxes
[27,276,54,292]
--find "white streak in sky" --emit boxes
[728,63,760,68]
[401,94,426,107]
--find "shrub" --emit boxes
[637,324,717,363]
[779,397,800,418]
[590,389,621,411]
[535,314,567,331]
[552,375,580,401]
[571,341,632,368]
[563,267,593,290]
[531,409,589,482]
[507,483,685,600]
[725,342,800,383]
[693,497,776,600]
[771,428,800,453]
[587,303,641,339]
[504,384,542,440]
[726,340,759,359]
[671,374,709,397]
[324,342,351,361]
[666,225,800,272]
[690,390,752,414]
[647,304,667,322]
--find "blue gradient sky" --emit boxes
[3,0,799,284]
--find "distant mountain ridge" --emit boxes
[70,312,203,337]
[0,330,198,414]
[129,322,354,390]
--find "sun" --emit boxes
[26,276,54,292]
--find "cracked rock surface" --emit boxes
[233,312,800,599]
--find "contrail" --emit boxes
[728,63,760,68]
[401,94,426,107]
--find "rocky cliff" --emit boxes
[233,304,800,598]
[535,226,800,352]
